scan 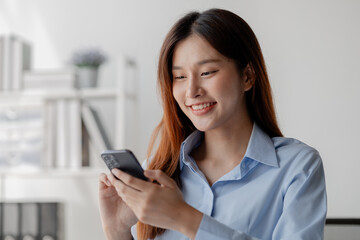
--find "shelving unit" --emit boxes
[0,88,117,240]
[0,57,137,240]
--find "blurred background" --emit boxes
[1,0,359,239]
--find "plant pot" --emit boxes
[75,66,98,88]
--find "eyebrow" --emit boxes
[172,58,221,70]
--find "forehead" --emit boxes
[172,34,226,66]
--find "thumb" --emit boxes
[144,170,175,188]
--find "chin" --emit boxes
[193,123,215,132]
[187,115,218,132]
[194,126,207,132]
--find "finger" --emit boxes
[112,169,149,191]
[99,173,111,188]
[107,172,121,187]
[107,172,143,202]
[144,170,176,188]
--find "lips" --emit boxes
[186,102,217,116]
[190,102,216,110]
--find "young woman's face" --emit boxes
[172,34,252,132]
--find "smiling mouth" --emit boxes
[190,102,216,110]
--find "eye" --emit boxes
[174,75,186,80]
[201,70,218,77]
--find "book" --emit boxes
[0,34,32,91]
[81,119,90,167]
[12,35,32,90]
[23,69,76,90]
[81,103,111,166]
[55,99,68,168]
[68,99,82,169]
[43,100,57,168]
[0,36,4,90]
[1,35,12,91]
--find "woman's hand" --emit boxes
[98,173,138,240]
[111,169,203,239]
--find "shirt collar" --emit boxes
[180,130,203,171]
[179,123,279,171]
[244,123,279,168]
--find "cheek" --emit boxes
[212,76,244,105]
[213,78,239,97]
[172,82,184,104]
[172,83,190,116]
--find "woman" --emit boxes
[99,8,327,240]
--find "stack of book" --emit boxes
[23,70,76,90]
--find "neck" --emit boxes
[196,115,254,167]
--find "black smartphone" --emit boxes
[101,149,148,181]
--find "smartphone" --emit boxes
[101,149,148,181]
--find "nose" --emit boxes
[186,75,203,98]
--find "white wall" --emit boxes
[2,0,360,218]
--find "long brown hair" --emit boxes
[137,8,282,239]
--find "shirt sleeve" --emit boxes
[195,148,327,240]
[272,149,327,239]
[195,214,260,240]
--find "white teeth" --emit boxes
[191,102,214,110]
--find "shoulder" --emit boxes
[272,136,323,174]
[271,137,326,200]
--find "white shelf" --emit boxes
[0,166,107,178]
[0,88,116,101]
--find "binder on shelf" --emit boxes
[39,203,63,240]
[0,34,32,91]
[2,203,20,240]
[20,203,39,239]
[0,203,2,237]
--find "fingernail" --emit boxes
[111,169,118,174]
[106,180,111,186]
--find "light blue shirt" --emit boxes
[131,123,327,239]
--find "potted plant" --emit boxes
[70,48,107,88]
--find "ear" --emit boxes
[242,63,255,92]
